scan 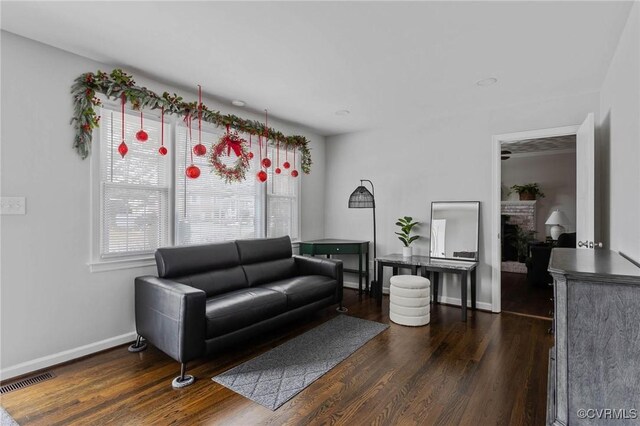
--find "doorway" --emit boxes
[490,114,595,314]
[500,137,576,317]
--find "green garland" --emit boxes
[70,69,312,174]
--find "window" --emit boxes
[92,103,300,267]
[266,145,299,240]
[175,124,264,245]
[96,105,170,259]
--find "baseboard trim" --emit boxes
[344,281,492,311]
[0,331,136,381]
[437,296,493,311]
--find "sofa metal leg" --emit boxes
[172,363,195,389]
[128,335,148,353]
[336,301,348,313]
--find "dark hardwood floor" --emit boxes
[2,289,553,425]
[501,272,554,319]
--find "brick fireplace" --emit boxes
[501,200,536,273]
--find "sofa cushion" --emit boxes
[260,275,337,309]
[156,242,240,278]
[235,236,292,264]
[205,288,287,338]
[243,258,297,287]
[173,266,248,297]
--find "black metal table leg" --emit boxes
[377,261,384,306]
[365,251,370,293]
[461,271,468,322]
[433,272,439,304]
[471,269,477,310]
[358,251,363,295]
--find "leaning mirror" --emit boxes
[429,201,480,261]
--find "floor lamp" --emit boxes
[348,179,377,292]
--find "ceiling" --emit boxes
[503,135,576,154]
[0,1,633,136]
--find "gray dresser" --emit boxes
[547,248,640,425]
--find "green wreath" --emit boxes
[209,132,251,183]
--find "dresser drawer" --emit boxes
[300,244,363,255]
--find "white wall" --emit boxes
[0,32,326,378]
[502,151,577,238]
[325,92,599,309]
[599,2,640,263]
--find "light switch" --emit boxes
[0,197,26,215]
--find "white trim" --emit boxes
[505,148,576,159]
[496,125,580,143]
[0,331,136,381]
[436,296,493,311]
[343,280,363,291]
[88,257,156,273]
[492,124,580,314]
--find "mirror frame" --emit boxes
[429,201,480,262]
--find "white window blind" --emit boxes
[175,124,263,245]
[99,107,170,258]
[266,145,300,240]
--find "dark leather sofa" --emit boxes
[527,232,576,286]
[130,236,344,388]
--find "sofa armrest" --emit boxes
[134,276,206,364]
[294,255,342,279]
[294,256,343,304]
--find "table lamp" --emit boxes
[545,209,570,240]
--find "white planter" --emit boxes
[402,246,413,257]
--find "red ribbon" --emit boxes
[227,140,242,157]
[225,125,242,157]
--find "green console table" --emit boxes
[298,239,370,294]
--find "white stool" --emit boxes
[389,275,431,326]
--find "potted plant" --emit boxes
[395,216,420,257]
[515,228,537,263]
[509,183,545,200]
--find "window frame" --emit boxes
[89,99,173,271]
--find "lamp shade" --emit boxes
[348,186,375,208]
[545,209,569,226]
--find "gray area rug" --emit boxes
[1,407,18,426]
[212,315,388,410]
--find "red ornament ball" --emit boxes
[291,169,299,178]
[283,161,291,169]
[257,170,268,182]
[193,143,207,156]
[186,164,201,179]
[118,141,128,158]
[261,158,272,168]
[275,167,282,175]
[136,130,149,142]
[248,152,254,159]
[158,146,168,156]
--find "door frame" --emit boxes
[491,124,580,313]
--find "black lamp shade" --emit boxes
[348,186,375,208]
